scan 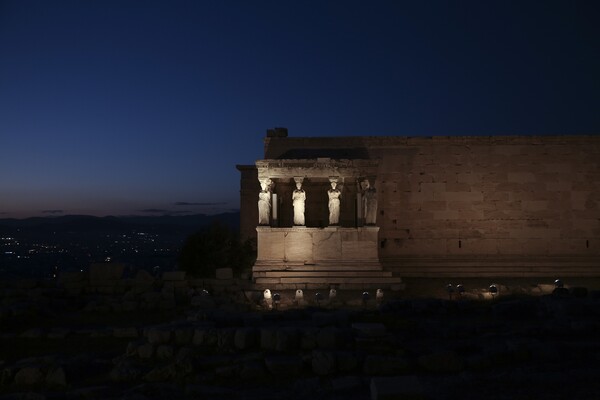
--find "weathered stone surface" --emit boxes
[217,328,235,349]
[193,328,217,346]
[370,376,426,400]
[173,327,193,345]
[331,375,363,392]
[156,345,174,360]
[312,351,336,375]
[417,350,464,373]
[352,323,387,338]
[240,361,267,380]
[45,365,67,387]
[14,365,44,386]
[363,355,410,375]
[275,328,300,352]
[336,351,359,372]
[110,361,143,382]
[260,328,277,350]
[215,268,233,280]
[89,262,124,282]
[144,364,176,382]
[162,271,186,281]
[234,328,258,350]
[146,327,172,345]
[137,343,155,359]
[264,355,303,377]
[317,327,347,349]
[113,327,139,338]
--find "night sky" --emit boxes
[1,1,599,218]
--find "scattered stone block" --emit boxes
[336,351,359,372]
[47,328,71,339]
[312,351,336,375]
[215,268,233,280]
[20,328,44,339]
[260,328,277,350]
[417,350,464,373]
[14,365,44,386]
[174,327,193,345]
[144,364,176,382]
[156,345,175,360]
[240,361,267,380]
[276,327,300,352]
[332,375,363,392]
[352,323,387,338]
[234,328,258,350]
[317,327,346,349]
[363,355,410,375]
[146,327,172,345]
[162,271,186,281]
[370,376,426,400]
[89,263,124,282]
[193,328,217,346]
[45,365,67,387]
[137,343,155,359]
[110,361,143,382]
[264,355,303,377]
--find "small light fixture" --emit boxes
[457,284,465,297]
[554,279,563,288]
[315,292,323,307]
[446,284,454,300]
[489,284,498,299]
[273,293,281,310]
[376,289,384,304]
[362,291,370,307]
[329,288,337,300]
[295,289,304,301]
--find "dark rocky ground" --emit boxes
[1,274,600,399]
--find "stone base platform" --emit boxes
[253,261,404,290]
[253,226,403,290]
[386,256,600,277]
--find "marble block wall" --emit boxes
[255,226,380,264]
[241,135,600,273]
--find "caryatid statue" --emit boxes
[328,178,341,226]
[292,177,306,226]
[362,179,378,225]
[257,179,272,225]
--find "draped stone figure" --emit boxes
[328,180,341,225]
[292,182,306,225]
[257,181,271,225]
[363,179,378,225]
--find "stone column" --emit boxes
[292,176,306,226]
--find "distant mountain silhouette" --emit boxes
[0,212,240,234]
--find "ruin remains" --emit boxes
[237,128,600,287]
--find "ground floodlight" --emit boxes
[554,279,563,288]
[329,288,337,299]
[362,291,370,307]
[489,284,498,299]
[273,292,280,309]
[457,284,465,296]
[376,288,384,303]
[446,284,454,300]
[263,289,272,300]
[315,292,323,306]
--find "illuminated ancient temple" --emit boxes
[237,128,600,288]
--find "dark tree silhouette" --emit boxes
[178,221,254,277]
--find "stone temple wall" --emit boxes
[239,135,600,276]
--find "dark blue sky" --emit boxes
[1,0,599,218]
